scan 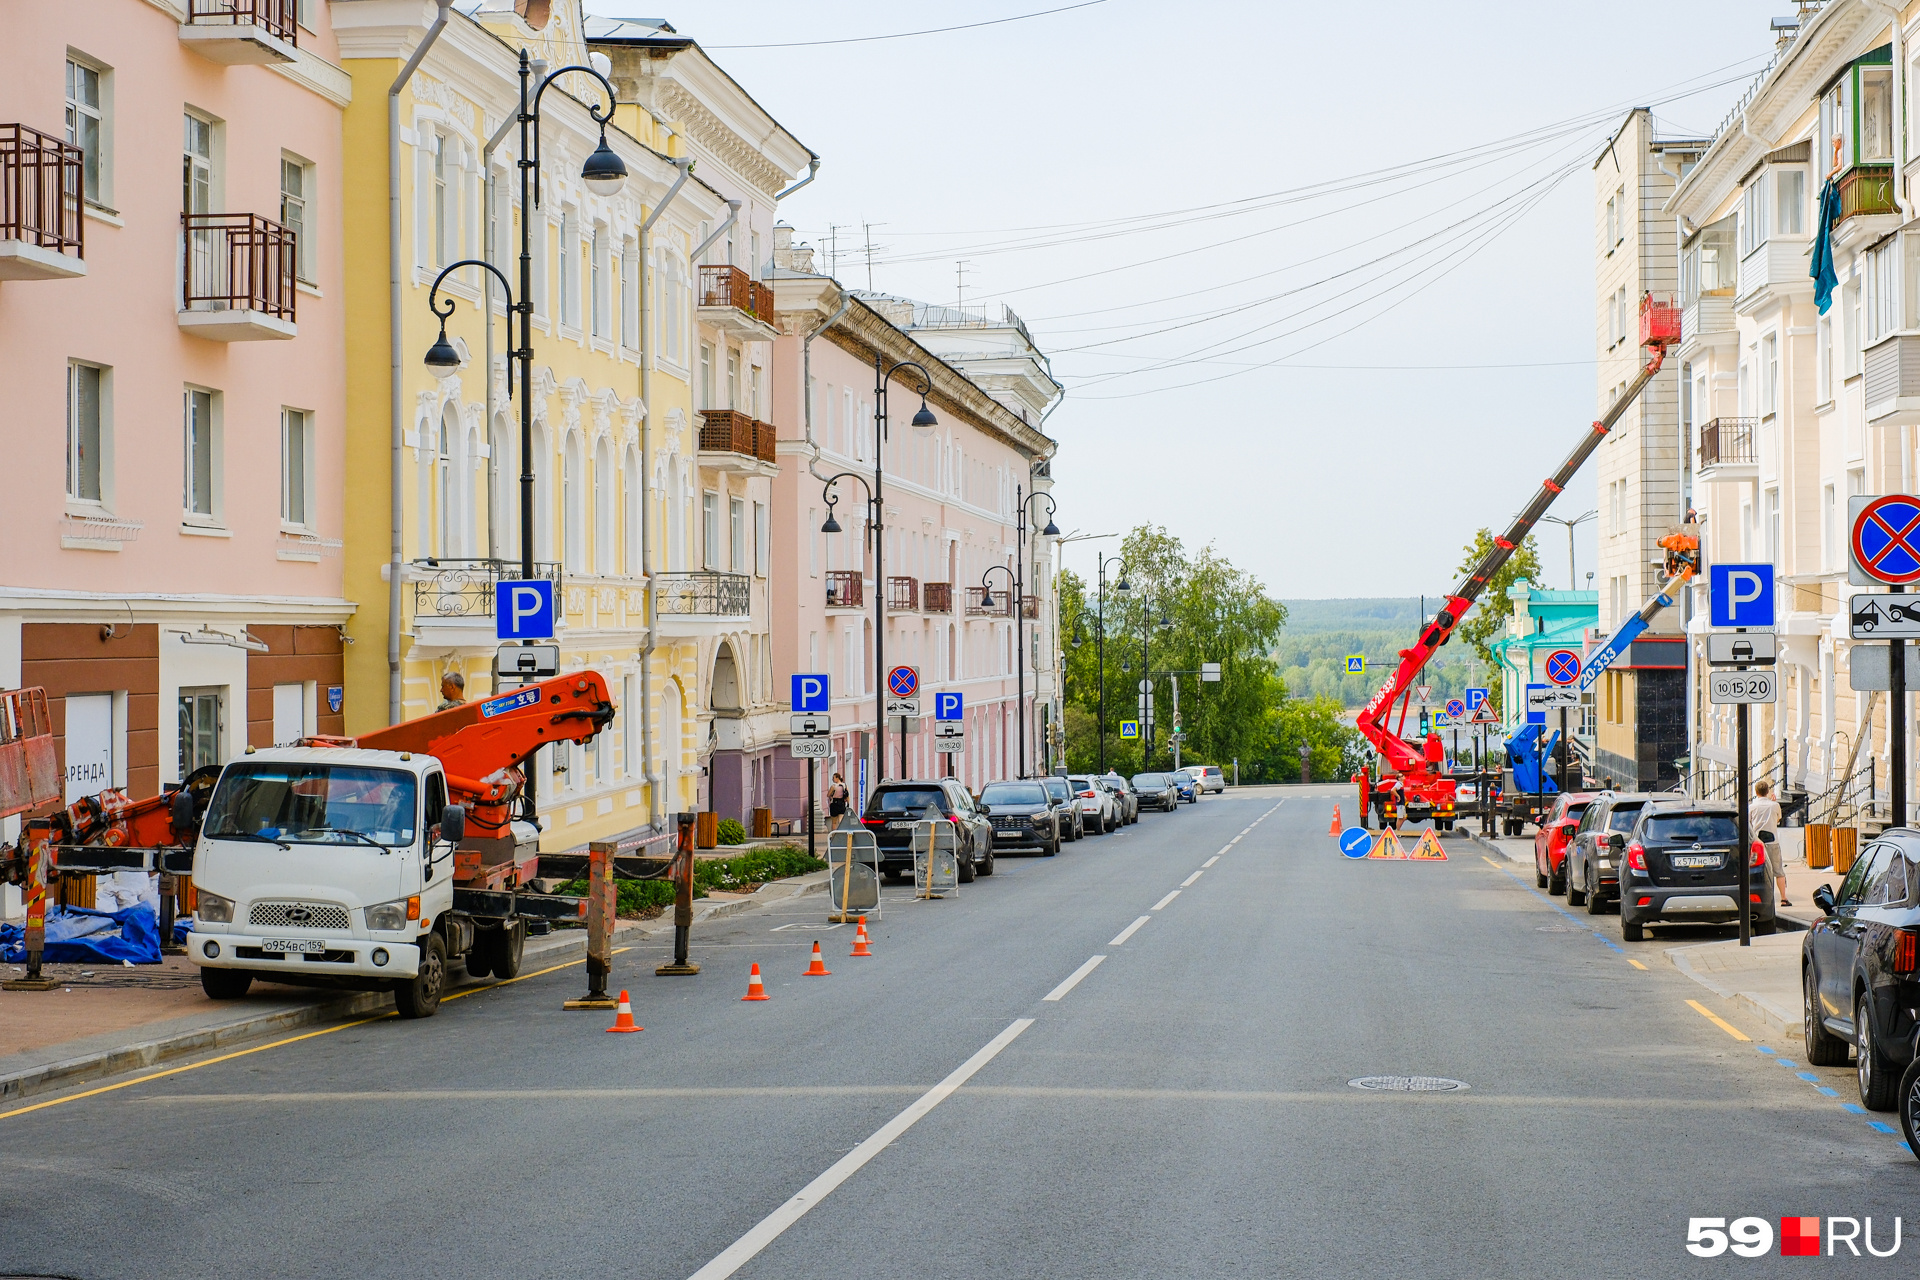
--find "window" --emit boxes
[1861,65,1894,163]
[702,492,718,569]
[620,240,637,350]
[590,226,607,339]
[281,408,310,528]
[183,114,212,214]
[729,497,745,573]
[1848,279,1863,376]
[436,422,451,556]
[183,388,215,518]
[67,361,104,503]
[1818,315,1832,402]
[1765,488,1780,564]
[594,440,613,574]
[1740,175,1768,256]
[281,156,312,282]
[1825,483,1838,571]
[65,58,103,205]
[755,501,769,577]
[749,365,761,418]
[562,434,583,571]
[1762,333,1778,416]
[623,675,638,777]
[727,350,739,409]
[431,132,448,267]
[1776,169,1805,236]
[1604,195,1616,250]
[1613,185,1625,245]
[532,218,548,321]
[559,213,575,329]
[1866,240,1899,344]
[698,343,714,410]
[178,689,222,780]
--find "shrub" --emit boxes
[715,818,748,846]
[555,845,825,918]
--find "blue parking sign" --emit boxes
[1708,563,1774,628]
[495,579,555,640]
[1466,687,1489,711]
[791,673,830,713]
[934,691,964,721]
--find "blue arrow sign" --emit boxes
[1339,827,1373,859]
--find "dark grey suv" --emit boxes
[1611,801,1773,942]
[978,779,1063,855]
[860,780,992,882]
[1564,792,1656,914]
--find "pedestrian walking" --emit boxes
[438,671,467,711]
[826,772,851,831]
[1750,780,1787,906]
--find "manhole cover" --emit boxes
[1536,925,1578,932]
[1348,1075,1470,1092]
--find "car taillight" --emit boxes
[950,814,963,826]
[1626,844,1647,871]
[862,817,884,826]
[1894,929,1918,976]
[1750,841,1766,868]
[1079,790,1095,798]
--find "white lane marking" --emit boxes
[686,1018,1035,1280]
[1109,916,1151,946]
[1202,856,1219,867]
[1043,955,1107,1002]
[1152,890,1181,911]
[1229,836,1242,845]
[1180,869,1204,887]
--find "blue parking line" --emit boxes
[1869,1121,1898,1135]
[1815,1087,1838,1097]
[1797,1072,1821,1082]
[1752,1046,1907,1151]
[1842,1103,1867,1115]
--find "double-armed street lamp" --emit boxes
[978,487,1059,779]
[1072,554,1129,774]
[820,358,937,783]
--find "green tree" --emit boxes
[1451,528,1542,713]
[1249,693,1366,783]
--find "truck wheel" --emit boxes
[201,968,253,1000]
[492,919,526,980]
[395,933,447,1019]
[466,929,496,980]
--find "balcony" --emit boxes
[887,576,919,611]
[179,0,297,64]
[179,213,297,341]
[1865,334,1920,426]
[696,408,778,475]
[1021,595,1041,621]
[654,571,750,619]
[826,570,864,610]
[922,581,953,614]
[0,124,84,280]
[1839,166,1897,225]
[697,264,779,339]
[1735,240,1812,313]
[1696,417,1756,480]
[966,586,1013,617]
[410,558,563,648]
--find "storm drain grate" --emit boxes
[1348,1075,1469,1092]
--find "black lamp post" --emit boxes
[979,488,1059,780]
[1077,555,1129,773]
[821,358,936,786]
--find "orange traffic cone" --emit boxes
[1329,805,1342,836]
[606,990,642,1033]
[741,963,770,1001]
[851,916,874,957]
[804,941,833,976]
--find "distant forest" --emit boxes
[1277,597,1498,709]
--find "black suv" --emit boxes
[977,779,1063,855]
[860,780,992,882]
[1564,792,1656,914]
[1611,801,1775,942]
[1803,832,1920,1121]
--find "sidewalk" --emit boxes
[0,869,827,1106]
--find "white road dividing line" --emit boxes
[1202,855,1219,868]
[1109,915,1152,945]
[1229,836,1242,845]
[1151,890,1181,911]
[1043,955,1107,1002]
[1180,869,1204,887]
[1213,846,1233,858]
[686,1018,1035,1280]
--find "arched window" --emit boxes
[531,423,552,562]
[489,412,510,560]
[562,432,584,572]
[623,444,640,575]
[667,454,686,571]
[463,426,479,556]
[594,437,614,575]
[435,417,451,559]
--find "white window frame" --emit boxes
[590,224,607,340]
[702,491,719,570]
[281,407,313,531]
[67,360,108,507]
[281,153,314,284]
[183,386,220,524]
[65,54,108,208]
[729,496,745,573]
[755,501,769,577]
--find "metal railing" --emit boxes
[0,124,83,257]
[653,571,750,617]
[187,0,298,43]
[1839,165,1897,223]
[698,409,755,455]
[1021,594,1040,620]
[966,586,1013,617]
[1697,417,1755,468]
[697,264,775,325]
[826,570,863,608]
[922,582,953,613]
[887,576,919,611]
[411,558,562,618]
[182,212,297,320]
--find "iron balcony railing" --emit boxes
[1838,165,1897,224]
[966,586,1013,617]
[1021,595,1041,620]
[1696,417,1755,468]
[922,582,953,613]
[0,124,83,258]
[697,409,777,463]
[187,0,298,43]
[887,576,919,611]
[654,571,751,617]
[826,570,863,609]
[698,263,775,326]
[183,212,297,320]
[412,559,563,618]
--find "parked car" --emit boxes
[1039,775,1084,840]
[1067,774,1118,833]
[1188,764,1226,794]
[1803,832,1920,1117]
[1132,772,1180,812]
[1612,801,1774,943]
[977,779,1063,855]
[1102,772,1140,824]
[1564,792,1656,913]
[1534,792,1595,894]
[860,779,992,882]
[1169,769,1200,804]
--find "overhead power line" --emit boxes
[705,0,1113,49]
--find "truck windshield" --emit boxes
[203,763,418,847]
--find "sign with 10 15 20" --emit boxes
[1708,669,1777,704]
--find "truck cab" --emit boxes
[186,745,511,1018]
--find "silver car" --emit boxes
[1066,774,1118,834]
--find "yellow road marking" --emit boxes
[1,945,628,1121]
[1481,856,1502,868]
[1627,959,1647,970]
[1686,998,1751,1042]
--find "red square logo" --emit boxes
[1781,1217,1820,1257]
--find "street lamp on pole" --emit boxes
[1537,509,1596,592]
[1077,555,1129,774]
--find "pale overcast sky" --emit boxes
[589,0,1777,598]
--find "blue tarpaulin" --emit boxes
[0,902,161,965]
[1811,179,1840,314]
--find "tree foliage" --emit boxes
[1451,528,1542,712]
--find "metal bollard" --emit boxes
[562,839,619,1009]
[656,812,701,975]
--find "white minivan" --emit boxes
[1188,765,1227,794]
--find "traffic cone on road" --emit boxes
[1329,805,1342,836]
[606,990,642,1033]
[804,941,833,976]
[851,917,874,957]
[741,963,770,1001]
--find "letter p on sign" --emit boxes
[495,579,555,640]
[1708,562,1774,628]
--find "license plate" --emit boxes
[888,820,917,830]
[261,938,327,953]
[1670,853,1724,869]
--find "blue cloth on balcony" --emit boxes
[1811,178,1841,314]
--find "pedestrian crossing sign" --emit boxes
[1346,655,1365,674]
[1120,720,1140,739]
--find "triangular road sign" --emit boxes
[1366,828,1410,860]
[1470,703,1500,725]
[1409,829,1450,861]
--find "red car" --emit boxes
[1533,793,1595,894]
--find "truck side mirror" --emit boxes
[439,804,465,846]
[170,788,197,839]
[1813,883,1836,915]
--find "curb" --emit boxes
[1664,941,1804,1041]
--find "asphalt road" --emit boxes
[3,786,1917,1278]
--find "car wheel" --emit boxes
[1804,967,1849,1066]
[1584,870,1607,916]
[958,853,977,884]
[394,932,447,1019]
[1859,993,1900,1111]
[1567,857,1586,906]
[1535,860,1548,889]
[200,967,253,1000]
[977,848,994,876]
[1621,918,1644,942]
[1899,1059,1920,1163]
[1548,862,1565,896]
[1043,832,1058,856]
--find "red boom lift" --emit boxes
[1353,294,1681,829]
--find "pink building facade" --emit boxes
[770,256,1057,815]
[0,1,351,822]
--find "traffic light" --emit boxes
[1419,710,1430,735]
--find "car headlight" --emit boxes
[198,891,235,924]
[365,900,410,931]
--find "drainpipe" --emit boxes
[804,286,853,482]
[638,156,695,831]
[691,199,739,264]
[388,0,454,726]
[776,158,820,202]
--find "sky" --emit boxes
[586,0,1780,598]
